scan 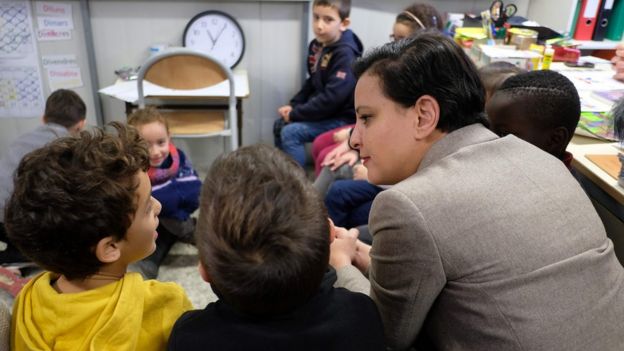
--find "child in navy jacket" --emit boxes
[128,107,201,278]
[274,0,362,166]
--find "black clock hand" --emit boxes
[213,23,227,45]
[206,29,217,50]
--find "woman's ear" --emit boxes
[198,262,211,283]
[412,95,440,139]
[94,236,121,264]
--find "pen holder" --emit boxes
[619,153,624,188]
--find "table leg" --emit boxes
[236,98,243,146]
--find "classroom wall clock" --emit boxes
[183,10,245,68]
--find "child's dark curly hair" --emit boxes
[4,122,149,280]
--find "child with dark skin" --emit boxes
[486,70,580,167]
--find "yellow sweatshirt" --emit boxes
[11,272,192,351]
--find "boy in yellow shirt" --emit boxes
[4,122,192,351]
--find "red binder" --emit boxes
[574,0,602,40]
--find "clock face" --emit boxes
[183,10,245,68]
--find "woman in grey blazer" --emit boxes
[330,32,624,350]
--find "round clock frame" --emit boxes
[183,10,245,68]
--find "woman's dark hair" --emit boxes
[4,122,149,280]
[353,31,487,132]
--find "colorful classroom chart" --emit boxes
[0,1,45,118]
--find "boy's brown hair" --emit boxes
[313,0,351,20]
[127,106,170,133]
[44,89,86,128]
[196,144,329,316]
[4,122,149,280]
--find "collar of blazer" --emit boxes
[417,123,498,172]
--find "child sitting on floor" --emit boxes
[167,144,384,351]
[128,107,202,279]
[486,70,581,168]
[5,122,192,350]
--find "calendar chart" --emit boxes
[0,1,45,118]
[0,1,34,58]
[0,66,44,117]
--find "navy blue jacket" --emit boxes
[289,29,363,123]
[167,268,384,350]
[151,148,201,222]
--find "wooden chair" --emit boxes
[136,48,238,151]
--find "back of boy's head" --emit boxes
[44,89,86,128]
[495,70,580,140]
[127,106,170,133]
[313,0,350,20]
[196,144,329,316]
[396,3,444,32]
[4,122,149,280]
[479,61,526,100]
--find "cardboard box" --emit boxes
[470,42,515,64]
[480,45,542,70]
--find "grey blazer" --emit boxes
[336,124,624,350]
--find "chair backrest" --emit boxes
[137,48,235,105]
[136,48,238,150]
[143,54,227,90]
